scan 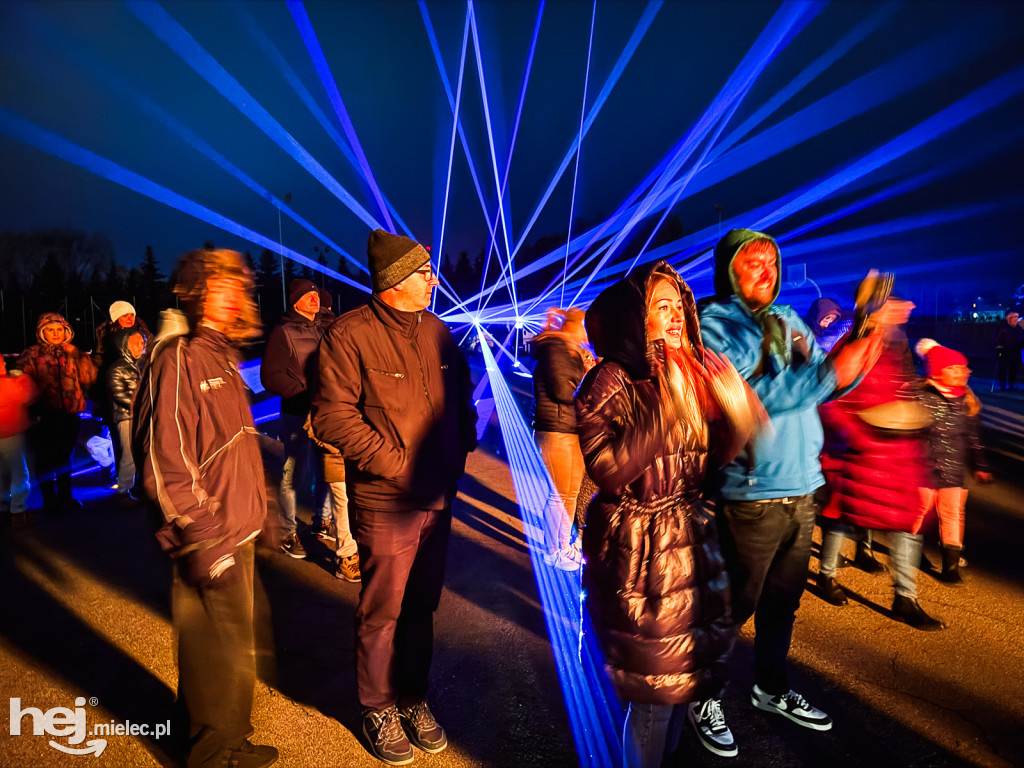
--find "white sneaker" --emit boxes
[687,698,737,757]
[551,549,581,571]
[751,685,832,731]
[570,540,584,564]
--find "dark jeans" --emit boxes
[996,348,1020,389]
[28,410,80,506]
[716,494,817,695]
[354,505,451,712]
[173,541,257,768]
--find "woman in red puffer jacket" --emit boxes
[817,299,942,630]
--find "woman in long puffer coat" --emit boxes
[575,261,760,767]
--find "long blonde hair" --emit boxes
[646,274,708,445]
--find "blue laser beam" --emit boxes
[510,1,662,261]
[561,0,597,309]
[567,0,822,306]
[478,336,623,766]
[418,0,500,248]
[231,2,414,242]
[0,107,364,290]
[469,2,514,268]
[475,1,545,318]
[432,2,472,315]
[9,2,368,275]
[286,0,395,231]
[505,6,996,311]
[127,0,382,231]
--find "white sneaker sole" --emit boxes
[751,696,833,731]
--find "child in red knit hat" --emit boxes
[915,339,993,583]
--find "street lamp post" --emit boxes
[277,192,291,311]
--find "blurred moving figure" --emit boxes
[817,299,943,630]
[806,298,882,574]
[992,309,1022,391]
[17,312,96,514]
[0,356,37,528]
[135,248,277,768]
[916,340,993,584]
[531,306,593,571]
[576,261,759,765]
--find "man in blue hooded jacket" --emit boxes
[689,229,879,755]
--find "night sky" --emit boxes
[2,0,1023,315]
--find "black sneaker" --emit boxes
[279,533,307,559]
[398,700,448,754]
[312,519,334,541]
[687,698,737,757]
[363,707,414,765]
[751,685,832,731]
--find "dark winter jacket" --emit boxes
[992,321,1023,352]
[699,229,838,501]
[261,309,327,417]
[531,334,587,434]
[106,328,143,425]
[819,337,927,532]
[312,296,478,513]
[91,318,151,421]
[135,326,266,562]
[920,383,989,489]
[17,313,96,415]
[575,261,732,706]
[93,317,152,370]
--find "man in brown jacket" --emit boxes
[313,230,477,766]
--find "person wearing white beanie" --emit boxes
[108,300,136,326]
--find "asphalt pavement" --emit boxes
[1,390,1023,768]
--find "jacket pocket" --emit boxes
[364,367,408,410]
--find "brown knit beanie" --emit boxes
[367,229,430,292]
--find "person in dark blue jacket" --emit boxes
[261,278,331,560]
[694,229,879,744]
